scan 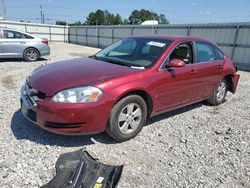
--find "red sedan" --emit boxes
[20,36,240,142]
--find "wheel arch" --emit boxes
[114,90,153,118]
[224,74,235,93]
[23,47,40,58]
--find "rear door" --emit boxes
[1,30,28,58]
[194,41,224,99]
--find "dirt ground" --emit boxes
[0,42,249,188]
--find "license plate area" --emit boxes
[21,100,28,115]
[21,99,37,122]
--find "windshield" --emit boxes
[95,38,171,68]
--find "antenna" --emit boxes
[2,0,6,19]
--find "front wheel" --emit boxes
[24,48,40,62]
[106,95,147,142]
[207,79,228,105]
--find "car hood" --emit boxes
[28,58,139,96]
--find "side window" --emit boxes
[216,47,225,60]
[168,42,193,64]
[196,42,217,62]
[3,30,24,39]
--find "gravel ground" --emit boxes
[0,42,249,188]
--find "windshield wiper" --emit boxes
[98,57,131,67]
[90,55,131,67]
[106,60,130,67]
[88,55,99,60]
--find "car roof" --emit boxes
[130,35,215,45]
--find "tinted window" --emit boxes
[23,33,34,39]
[196,42,217,62]
[3,30,24,39]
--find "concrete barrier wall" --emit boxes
[0,20,68,42]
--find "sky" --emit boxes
[2,0,250,24]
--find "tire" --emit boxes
[207,79,228,105]
[106,95,147,142]
[24,48,40,62]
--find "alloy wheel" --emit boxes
[118,103,142,135]
[216,81,226,102]
[26,49,38,61]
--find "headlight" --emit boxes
[52,86,103,103]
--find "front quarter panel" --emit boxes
[94,69,156,112]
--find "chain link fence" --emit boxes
[69,23,250,71]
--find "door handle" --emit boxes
[190,69,196,75]
[217,65,223,69]
[19,42,26,44]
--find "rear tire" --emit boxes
[24,48,40,62]
[207,79,228,105]
[106,95,147,142]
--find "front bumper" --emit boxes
[40,49,50,56]
[20,84,112,135]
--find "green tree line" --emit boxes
[56,9,169,26]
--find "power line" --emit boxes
[8,17,80,22]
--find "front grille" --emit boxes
[46,122,86,128]
[21,99,37,122]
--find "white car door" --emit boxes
[1,29,27,58]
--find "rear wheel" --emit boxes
[207,79,228,105]
[106,95,147,142]
[24,48,40,62]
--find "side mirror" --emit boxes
[168,59,185,68]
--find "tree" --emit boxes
[123,19,130,25]
[74,21,82,26]
[158,14,169,24]
[110,14,123,25]
[85,10,123,25]
[128,9,169,25]
[56,20,67,25]
[68,21,83,26]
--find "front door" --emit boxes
[1,29,27,58]
[154,41,199,112]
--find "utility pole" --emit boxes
[42,13,45,24]
[40,4,43,23]
[2,0,6,19]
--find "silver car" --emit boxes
[0,28,50,61]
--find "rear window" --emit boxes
[23,33,34,39]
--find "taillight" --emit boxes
[42,40,48,45]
